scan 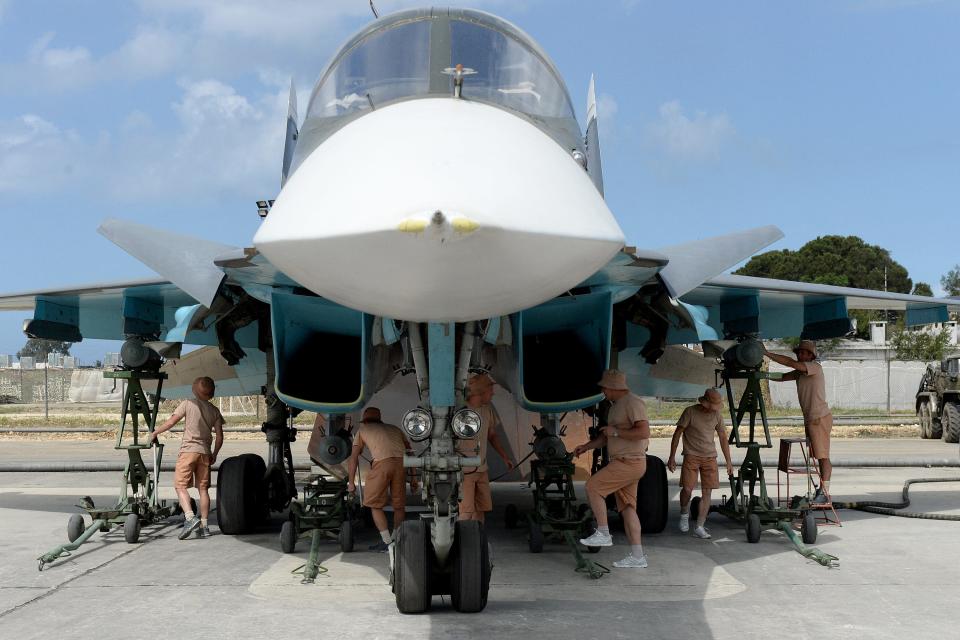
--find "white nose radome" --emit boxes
[254,98,624,322]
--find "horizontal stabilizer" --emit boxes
[657,225,784,298]
[98,218,242,307]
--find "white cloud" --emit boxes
[0,114,87,193]
[646,100,735,161]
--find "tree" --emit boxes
[889,324,950,361]
[17,339,72,362]
[941,266,960,297]
[912,282,933,297]
[736,235,913,338]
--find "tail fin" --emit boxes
[281,79,299,187]
[585,75,604,196]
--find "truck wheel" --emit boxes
[943,402,960,444]
[919,401,934,439]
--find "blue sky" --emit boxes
[1,0,958,363]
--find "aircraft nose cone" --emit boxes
[253,98,625,322]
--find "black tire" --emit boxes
[636,455,668,534]
[504,503,519,529]
[124,513,141,544]
[919,401,934,439]
[339,519,354,553]
[801,511,818,545]
[451,521,491,613]
[67,514,85,542]
[394,520,432,614]
[280,519,297,554]
[943,402,960,444]
[689,496,702,525]
[217,454,266,535]
[745,513,761,543]
[528,521,544,553]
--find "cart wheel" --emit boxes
[745,513,761,543]
[504,504,519,529]
[280,519,297,553]
[801,511,818,545]
[124,513,141,544]
[689,496,702,524]
[528,522,544,553]
[339,519,355,553]
[67,514,85,542]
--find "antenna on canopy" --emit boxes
[369,0,379,18]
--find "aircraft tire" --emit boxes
[280,519,297,553]
[942,402,960,443]
[636,455,668,534]
[124,513,141,544]
[67,514,85,543]
[217,454,267,535]
[450,520,490,613]
[394,520,431,614]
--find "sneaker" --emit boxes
[368,541,389,553]
[679,512,690,533]
[613,554,648,569]
[812,489,830,505]
[693,526,711,539]
[579,529,613,547]
[195,526,211,538]
[179,516,201,540]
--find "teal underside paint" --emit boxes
[164,304,203,342]
[428,322,456,407]
[906,305,949,327]
[381,317,402,345]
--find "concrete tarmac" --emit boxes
[1,440,959,639]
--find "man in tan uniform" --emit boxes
[574,369,651,569]
[150,376,225,540]
[347,407,414,552]
[667,388,734,539]
[456,374,514,522]
[765,339,833,502]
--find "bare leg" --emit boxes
[586,482,609,528]
[818,458,832,482]
[679,487,692,513]
[621,506,642,546]
[198,488,211,520]
[697,488,713,527]
[372,508,388,533]
[394,505,406,528]
[176,487,193,515]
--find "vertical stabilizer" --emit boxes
[281,79,299,187]
[585,74,604,196]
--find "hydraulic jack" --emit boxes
[38,370,182,570]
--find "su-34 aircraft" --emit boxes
[2,7,957,613]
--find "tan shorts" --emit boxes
[460,470,492,514]
[585,457,647,512]
[805,414,833,459]
[363,457,406,510]
[680,454,720,490]
[174,451,211,490]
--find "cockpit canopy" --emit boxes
[294,9,581,170]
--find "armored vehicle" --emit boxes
[916,356,960,442]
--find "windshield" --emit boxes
[450,19,574,120]
[307,19,432,119]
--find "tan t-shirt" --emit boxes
[606,392,649,460]
[172,398,225,455]
[676,405,724,458]
[796,361,831,423]
[456,403,500,473]
[355,421,407,461]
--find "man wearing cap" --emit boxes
[456,373,514,522]
[347,407,416,552]
[667,388,734,539]
[765,340,833,503]
[574,369,651,569]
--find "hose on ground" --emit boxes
[778,522,839,568]
[835,477,960,520]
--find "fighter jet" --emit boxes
[2,7,956,613]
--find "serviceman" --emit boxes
[347,407,415,552]
[667,387,734,539]
[764,339,833,503]
[150,376,225,540]
[456,373,514,522]
[575,369,651,569]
